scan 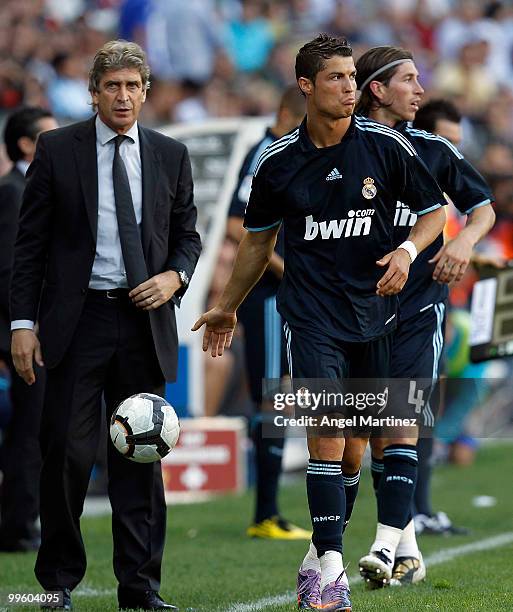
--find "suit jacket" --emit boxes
[10,116,201,381]
[0,166,26,353]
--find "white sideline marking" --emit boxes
[75,586,116,597]
[423,531,513,566]
[60,532,513,604]
[225,531,513,611]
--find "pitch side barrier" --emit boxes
[158,117,270,416]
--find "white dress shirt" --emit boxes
[16,160,30,177]
[90,116,143,289]
[11,116,143,331]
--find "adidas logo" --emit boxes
[326,167,343,181]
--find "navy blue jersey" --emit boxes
[228,128,284,295]
[244,116,446,343]
[393,122,493,320]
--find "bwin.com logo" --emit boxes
[304,210,375,240]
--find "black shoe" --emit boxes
[414,511,470,536]
[118,587,178,610]
[41,588,72,610]
[0,535,41,552]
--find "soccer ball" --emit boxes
[109,393,180,463]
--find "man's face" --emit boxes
[376,61,424,123]
[22,116,59,162]
[91,68,147,133]
[434,118,462,145]
[300,55,357,120]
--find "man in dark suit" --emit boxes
[10,41,201,610]
[0,107,57,552]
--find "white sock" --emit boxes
[301,541,321,572]
[320,551,347,590]
[370,523,403,566]
[395,519,420,559]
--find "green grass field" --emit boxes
[2,442,513,611]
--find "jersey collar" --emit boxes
[298,114,356,152]
[265,127,278,142]
[394,120,409,133]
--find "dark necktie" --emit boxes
[112,134,148,288]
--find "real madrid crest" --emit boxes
[362,177,377,200]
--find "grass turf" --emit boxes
[1,442,512,611]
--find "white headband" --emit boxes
[358,59,411,92]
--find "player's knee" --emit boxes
[370,437,386,458]
[341,455,361,473]
[308,436,344,461]
[382,434,418,448]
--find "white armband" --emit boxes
[398,240,417,263]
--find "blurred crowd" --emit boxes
[1,0,513,423]
[1,0,513,256]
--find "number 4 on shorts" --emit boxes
[408,380,425,414]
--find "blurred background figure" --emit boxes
[411,98,507,536]
[0,106,57,552]
[225,84,310,540]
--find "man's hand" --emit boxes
[376,249,412,296]
[129,271,182,310]
[11,329,44,385]
[429,234,473,284]
[191,307,237,357]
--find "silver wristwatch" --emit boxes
[178,270,189,287]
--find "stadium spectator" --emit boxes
[0,106,57,553]
[224,0,276,72]
[145,0,227,84]
[47,53,91,121]
[432,33,499,117]
[10,40,201,610]
[118,0,151,46]
[173,80,210,124]
[0,0,510,165]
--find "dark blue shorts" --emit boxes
[392,301,446,427]
[280,324,392,431]
[283,324,392,380]
[238,292,288,403]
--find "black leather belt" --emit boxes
[89,288,130,300]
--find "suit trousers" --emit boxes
[35,290,166,591]
[0,352,45,543]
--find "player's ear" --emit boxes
[369,80,385,101]
[298,77,313,97]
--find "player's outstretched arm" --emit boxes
[430,204,496,283]
[376,206,446,296]
[192,226,280,357]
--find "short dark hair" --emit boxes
[355,46,413,117]
[279,84,306,119]
[295,34,352,83]
[413,99,462,133]
[3,106,54,163]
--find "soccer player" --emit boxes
[193,35,446,611]
[227,85,311,540]
[413,99,463,146]
[347,46,495,588]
